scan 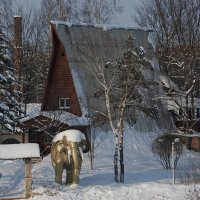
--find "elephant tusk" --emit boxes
[79,147,84,162]
[52,162,56,168]
[68,149,71,164]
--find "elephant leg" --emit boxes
[71,142,82,184]
[73,168,80,184]
[55,161,63,184]
[66,167,73,184]
[72,160,82,184]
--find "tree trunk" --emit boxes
[191,93,194,120]
[114,134,119,182]
[104,90,120,182]
[119,143,124,182]
[119,120,124,182]
[119,105,125,183]
[89,132,93,170]
[90,141,94,170]
[185,95,189,134]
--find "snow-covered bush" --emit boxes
[151,134,183,169]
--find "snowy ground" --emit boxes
[0,129,199,200]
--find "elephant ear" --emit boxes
[80,139,87,152]
[56,142,65,153]
[51,143,57,167]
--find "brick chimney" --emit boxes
[13,16,22,73]
[13,15,24,109]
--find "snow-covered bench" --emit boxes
[0,143,40,198]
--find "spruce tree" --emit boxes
[0,26,22,134]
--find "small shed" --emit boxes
[19,110,90,155]
[0,143,40,198]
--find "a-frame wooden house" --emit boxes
[19,21,177,153]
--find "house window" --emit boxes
[59,98,70,109]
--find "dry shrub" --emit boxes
[152,134,183,169]
[177,160,200,185]
[185,186,200,200]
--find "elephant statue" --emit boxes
[51,129,87,185]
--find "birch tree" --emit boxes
[82,34,158,182]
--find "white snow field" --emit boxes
[0,129,199,200]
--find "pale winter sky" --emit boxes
[112,0,141,26]
[12,0,141,26]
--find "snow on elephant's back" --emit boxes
[52,129,86,143]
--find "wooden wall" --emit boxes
[179,135,200,152]
[42,27,82,117]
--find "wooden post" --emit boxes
[24,158,32,198]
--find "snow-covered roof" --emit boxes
[164,96,200,112]
[52,129,86,143]
[40,22,174,131]
[159,74,200,111]
[14,15,22,18]
[50,21,154,32]
[50,22,155,117]
[159,74,179,92]
[0,143,40,160]
[20,110,89,126]
[25,103,41,116]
